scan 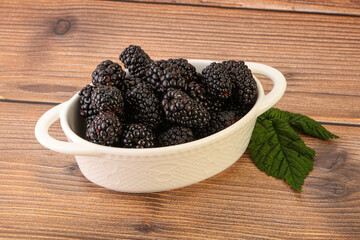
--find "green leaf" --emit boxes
[249,108,339,191]
[249,117,315,191]
[261,107,291,121]
[262,108,339,140]
[287,113,339,140]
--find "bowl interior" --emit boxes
[67,99,87,139]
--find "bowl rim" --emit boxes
[59,60,264,156]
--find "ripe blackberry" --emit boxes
[119,45,152,79]
[187,81,226,112]
[202,97,227,113]
[91,85,125,118]
[125,83,162,129]
[92,60,126,90]
[202,62,232,100]
[122,123,155,148]
[192,72,205,84]
[197,110,238,138]
[223,60,257,106]
[158,126,195,147]
[233,104,252,119]
[167,58,197,83]
[79,85,96,117]
[161,89,210,128]
[124,76,145,91]
[85,114,96,129]
[145,60,188,94]
[187,81,207,102]
[86,112,123,146]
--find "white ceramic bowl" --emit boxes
[35,60,286,193]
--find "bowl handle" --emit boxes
[35,103,99,156]
[247,62,287,117]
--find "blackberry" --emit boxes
[125,83,162,129]
[187,81,226,112]
[161,89,210,128]
[198,110,238,138]
[158,126,195,146]
[233,104,252,119]
[223,60,257,106]
[145,60,188,94]
[79,85,96,117]
[119,45,152,79]
[91,85,125,118]
[192,72,205,84]
[202,97,227,113]
[167,58,197,83]
[124,76,145,91]
[122,123,155,148]
[187,81,207,102]
[202,62,232,100]
[86,112,123,146]
[85,115,96,129]
[92,60,126,90]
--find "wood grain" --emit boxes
[0,101,359,239]
[1,1,360,239]
[0,0,360,124]
[126,0,360,16]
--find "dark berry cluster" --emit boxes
[79,45,257,148]
[125,83,162,129]
[158,126,194,146]
[119,45,152,79]
[161,89,210,128]
[145,60,189,94]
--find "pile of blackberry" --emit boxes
[79,45,257,148]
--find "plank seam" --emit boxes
[0,99,58,106]
[109,0,360,18]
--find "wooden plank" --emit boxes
[0,1,359,125]
[126,0,360,16]
[0,101,359,239]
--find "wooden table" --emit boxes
[1,0,359,239]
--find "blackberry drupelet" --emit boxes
[91,85,125,118]
[92,60,126,90]
[202,97,227,112]
[158,126,195,146]
[202,62,232,100]
[187,81,207,102]
[161,89,210,128]
[124,76,145,91]
[145,60,188,95]
[187,81,226,112]
[223,60,257,106]
[85,112,123,146]
[79,84,95,117]
[122,123,155,148]
[167,58,197,83]
[197,110,238,138]
[192,72,205,84]
[85,114,96,129]
[125,83,162,129]
[234,104,252,119]
[119,45,152,79]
